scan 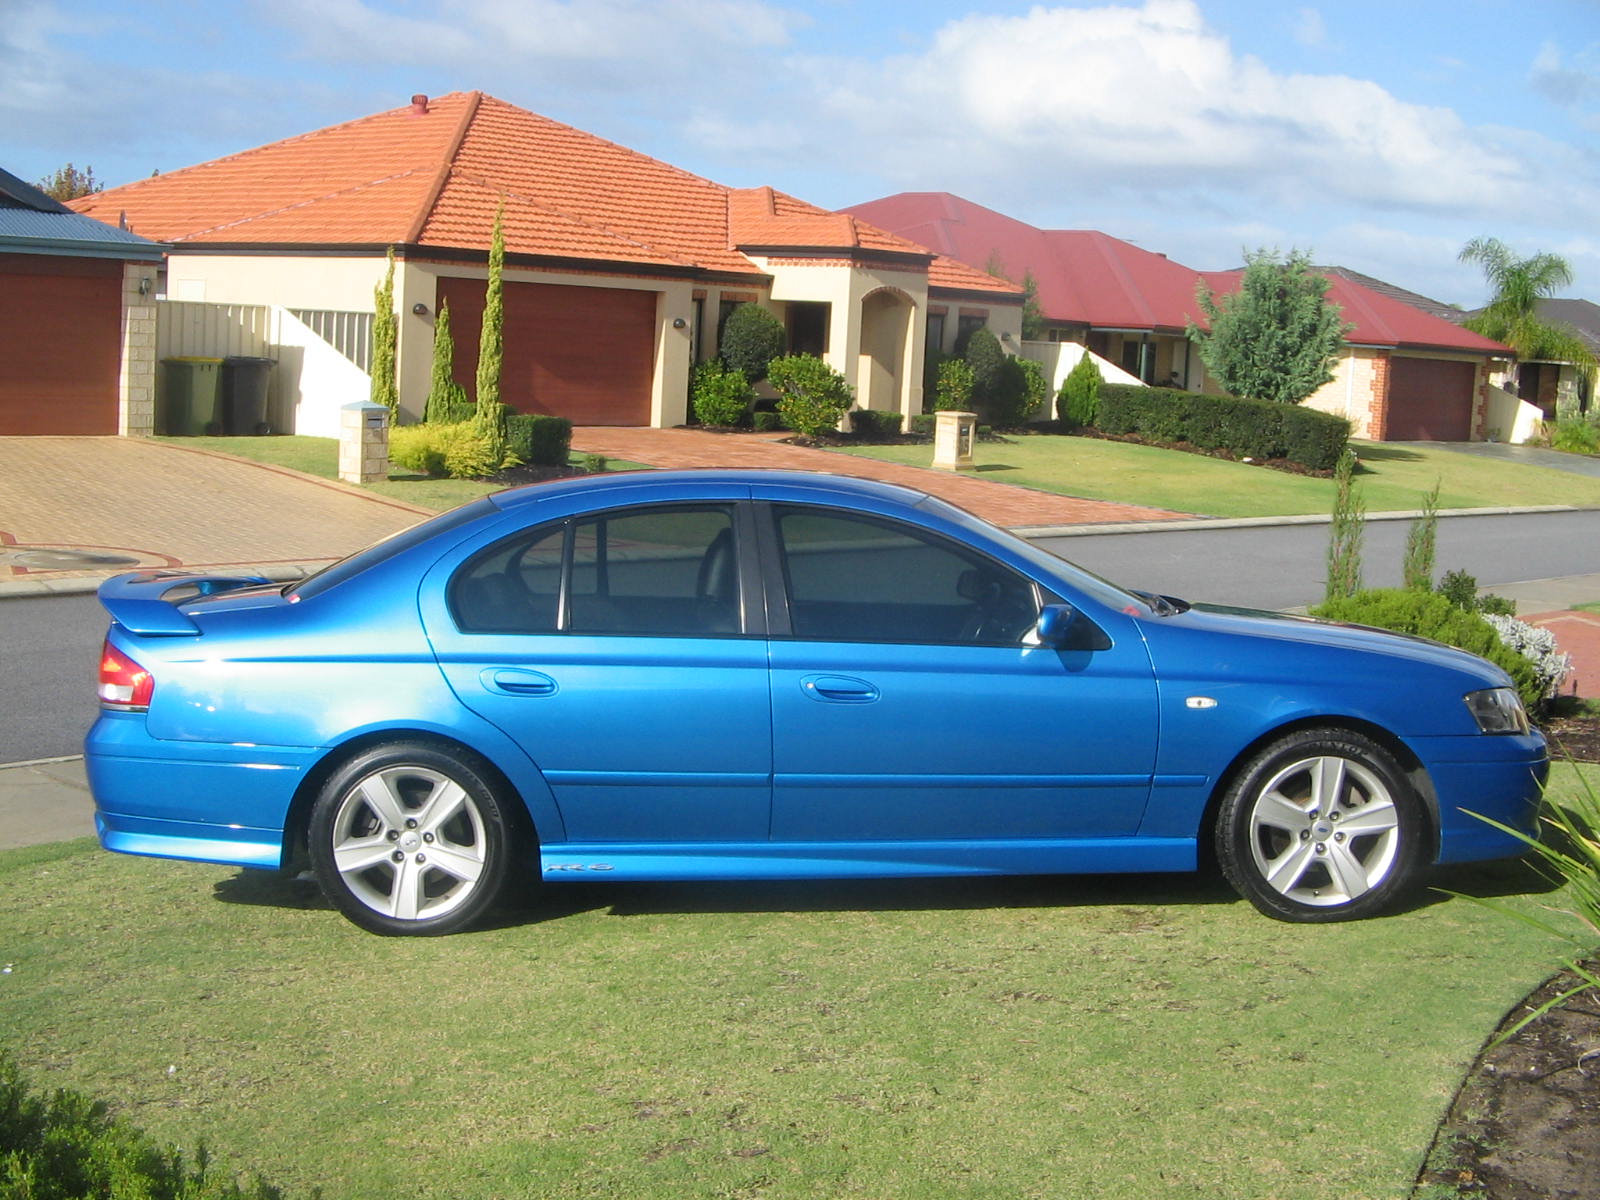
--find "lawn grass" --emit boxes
[157,436,649,512]
[834,435,1600,519]
[4,764,1595,1200]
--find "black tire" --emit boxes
[308,742,514,936]
[1215,728,1425,922]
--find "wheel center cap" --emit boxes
[1312,821,1333,838]
[399,831,421,851]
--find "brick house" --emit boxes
[845,192,1516,441]
[0,168,165,436]
[71,94,1019,434]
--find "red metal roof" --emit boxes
[845,191,1509,354]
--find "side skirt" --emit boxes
[539,838,1196,882]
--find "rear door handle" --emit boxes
[483,668,558,697]
[800,674,879,703]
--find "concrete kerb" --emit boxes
[0,562,327,600]
[1012,504,1588,539]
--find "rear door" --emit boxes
[422,502,771,843]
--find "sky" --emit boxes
[3,0,1597,306]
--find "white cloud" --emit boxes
[781,1,1599,235]
[1292,7,1326,49]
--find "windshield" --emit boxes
[288,498,498,601]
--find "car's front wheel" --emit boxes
[309,742,514,936]
[1216,728,1426,922]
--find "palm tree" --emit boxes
[1459,237,1596,381]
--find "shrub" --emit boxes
[1436,568,1516,616]
[582,453,607,474]
[751,410,784,432]
[964,329,1035,425]
[766,354,855,437]
[691,361,753,427]
[849,409,904,438]
[388,422,450,477]
[719,303,787,382]
[934,359,975,412]
[1016,356,1049,423]
[0,1052,291,1199]
[443,423,504,478]
[1312,588,1543,714]
[1096,383,1349,471]
[1482,612,1572,702]
[506,413,572,467]
[1550,416,1600,456]
[1056,353,1103,429]
[910,413,936,437]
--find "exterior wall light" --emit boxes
[412,303,429,316]
[672,317,688,329]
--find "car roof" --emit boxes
[486,468,936,514]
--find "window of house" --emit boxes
[787,303,829,356]
[926,311,947,356]
[954,314,987,355]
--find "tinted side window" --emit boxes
[568,508,739,635]
[774,508,1040,645]
[450,506,743,637]
[451,524,564,633]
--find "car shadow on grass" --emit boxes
[207,855,1561,930]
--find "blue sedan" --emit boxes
[87,470,1547,934]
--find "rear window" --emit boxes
[289,498,498,601]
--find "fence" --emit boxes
[155,301,372,437]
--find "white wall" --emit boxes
[1021,340,1142,397]
[1482,384,1546,444]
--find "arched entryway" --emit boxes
[858,288,914,414]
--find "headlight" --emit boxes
[1464,687,1530,734]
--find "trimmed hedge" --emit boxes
[1096,384,1349,471]
[849,409,904,438]
[505,414,573,467]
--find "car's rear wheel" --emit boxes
[309,743,512,936]
[1216,728,1425,922]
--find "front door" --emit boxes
[764,505,1159,843]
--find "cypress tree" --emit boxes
[369,247,398,413]
[473,205,508,466]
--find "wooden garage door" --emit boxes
[436,279,655,425]
[1386,357,1475,441]
[0,255,122,435]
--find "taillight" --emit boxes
[98,641,154,710]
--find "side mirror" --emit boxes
[1034,603,1079,648]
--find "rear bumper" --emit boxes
[86,712,316,871]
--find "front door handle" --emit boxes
[483,668,558,697]
[800,674,879,703]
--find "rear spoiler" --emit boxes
[97,571,274,637]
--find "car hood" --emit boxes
[1185,601,1509,678]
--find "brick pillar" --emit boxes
[120,263,159,437]
[1367,351,1392,441]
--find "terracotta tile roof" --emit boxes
[848,191,1510,354]
[66,92,1017,301]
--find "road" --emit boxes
[5,509,1599,763]
[1037,509,1600,611]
